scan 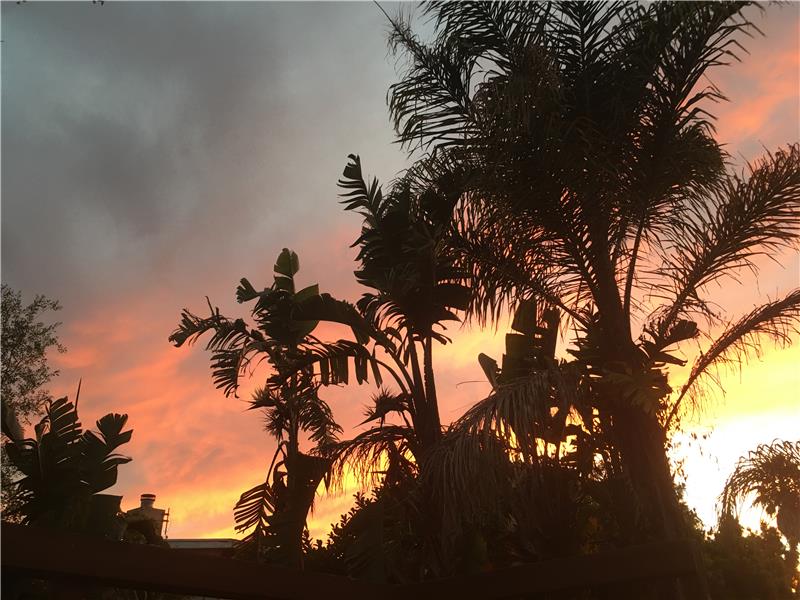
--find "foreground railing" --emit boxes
[1,522,707,599]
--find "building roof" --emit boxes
[167,539,237,550]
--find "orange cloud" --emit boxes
[712,9,799,155]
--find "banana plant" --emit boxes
[478,298,561,387]
[475,299,584,451]
[170,248,341,568]
[3,396,132,529]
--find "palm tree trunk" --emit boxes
[408,340,439,452]
[590,257,685,542]
[422,334,441,446]
[590,256,703,598]
[601,349,687,546]
[591,265,700,597]
[610,404,684,540]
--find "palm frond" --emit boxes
[169,302,229,348]
[359,388,412,427]
[170,307,269,397]
[666,289,800,427]
[337,154,470,338]
[655,144,800,334]
[234,472,277,557]
[450,203,588,328]
[387,8,478,150]
[338,154,385,219]
[297,390,342,450]
[328,425,417,491]
[453,361,585,459]
[425,2,551,72]
[419,427,511,528]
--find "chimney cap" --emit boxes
[141,493,156,502]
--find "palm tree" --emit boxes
[721,440,800,572]
[385,1,800,548]
[283,154,471,474]
[170,249,341,568]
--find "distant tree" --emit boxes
[721,440,800,576]
[703,517,796,600]
[1,284,66,521]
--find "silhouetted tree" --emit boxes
[385,1,800,555]
[288,155,469,469]
[3,396,132,531]
[704,517,796,600]
[258,155,473,577]
[1,284,66,521]
[1,285,65,422]
[170,249,341,568]
[721,440,800,577]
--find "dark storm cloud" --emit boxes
[2,2,407,316]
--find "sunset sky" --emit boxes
[2,2,798,540]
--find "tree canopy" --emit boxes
[1,284,66,427]
[384,0,799,548]
[1,284,67,522]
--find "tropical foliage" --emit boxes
[720,439,800,576]
[3,396,132,529]
[170,248,341,567]
[306,154,473,491]
[383,0,800,546]
[170,1,799,594]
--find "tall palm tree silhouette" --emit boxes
[385,1,800,547]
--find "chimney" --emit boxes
[125,493,168,540]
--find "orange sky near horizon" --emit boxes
[4,3,797,542]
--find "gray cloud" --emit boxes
[2,2,408,319]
